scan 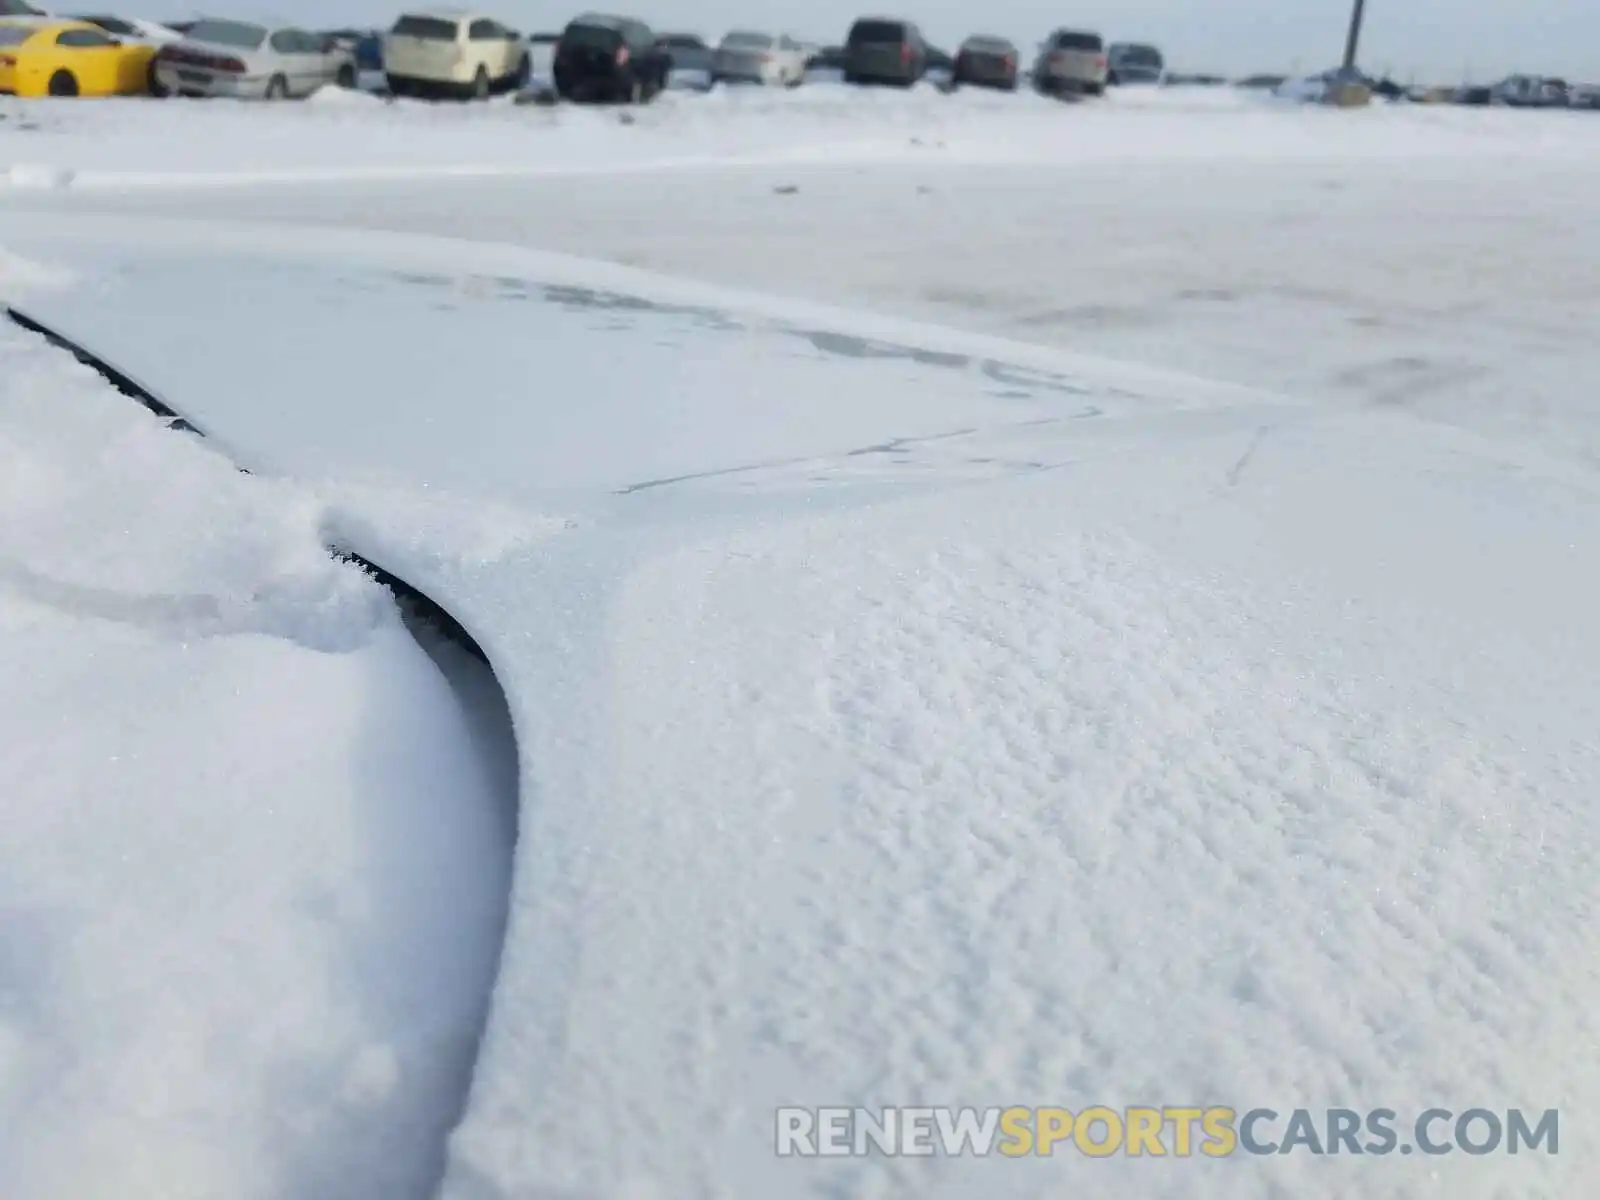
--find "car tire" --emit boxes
[1087,82,1104,96]
[146,61,168,97]
[471,66,490,99]
[628,78,642,104]
[336,63,356,89]
[264,74,288,99]
[47,69,78,97]
[513,55,530,89]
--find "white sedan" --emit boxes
[712,29,806,87]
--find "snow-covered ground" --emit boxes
[2,89,1598,1199]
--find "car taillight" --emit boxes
[1002,55,1013,69]
[759,52,773,62]
[1096,55,1107,68]
[616,44,629,65]
[217,57,245,73]
[900,42,911,61]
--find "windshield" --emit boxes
[1052,31,1103,52]
[184,19,266,49]
[560,22,620,50]
[1115,44,1163,67]
[390,15,457,40]
[848,20,904,44]
[0,24,36,45]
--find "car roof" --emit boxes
[394,9,482,21]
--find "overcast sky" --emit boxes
[177,1,1598,82]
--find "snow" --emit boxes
[0,85,1596,189]
[0,252,517,1198]
[2,87,1599,1199]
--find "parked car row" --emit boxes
[1,5,1592,111]
[0,6,1146,104]
[1270,65,1600,110]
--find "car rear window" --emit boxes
[1051,31,1103,51]
[722,31,771,49]
[658,34,701,48]
[1117,44,1162,67]
[962,36,1010,52]
[185,19,267,48]
[528,32,559,44]
[0,25,36,45]
[390,15,458,40]
[560,22,620,50]
[848,20,904,44]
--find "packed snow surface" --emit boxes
[2,85,1598,1200]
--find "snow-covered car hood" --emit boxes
[5,210,1596,1200]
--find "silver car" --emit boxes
[153,17,356,98]
[1032,28,1107,97]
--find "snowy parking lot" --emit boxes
[1,85,1598,1200]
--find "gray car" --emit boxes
[153,17,356,98]
[843,16,926,87]
[1107,42,1163,86]
[952,35,1018,90]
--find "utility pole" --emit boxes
[1342,0,1367,70]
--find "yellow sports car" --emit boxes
[0,17,158,97]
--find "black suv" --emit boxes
[843,17,926,87]
[553,13,669,102]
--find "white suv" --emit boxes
[384,9,529,99]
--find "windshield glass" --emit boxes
[1052,31,1103,51]
[560,22,620,50]
[0,25,36,45]
[1116,44,1162,67]
[184,19,266,49]
[848,20,903,44]
[390,15,457,40]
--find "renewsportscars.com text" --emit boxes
[775,1106,1559,1158]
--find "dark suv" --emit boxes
[553,13,669,102]
[843,17,925,87]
